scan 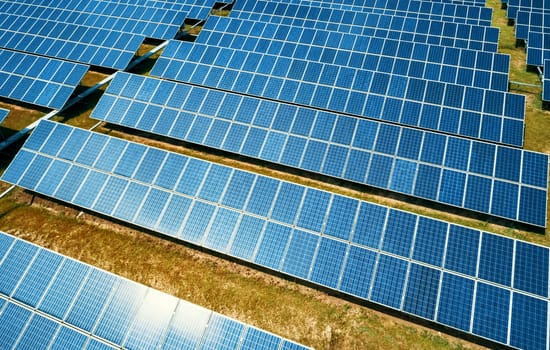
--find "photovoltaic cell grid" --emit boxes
[0,11,145,69]
[151,40,526,147]
[515,10,550,40]
[198,16,510,92]
[229,3,500,52]
[0,231,312,350]
[2,120,549,350]
[233,0,493,27]
[92,72,548,227]
[0,49,88,110]
[0,0,186,40]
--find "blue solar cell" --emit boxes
[297,189,331,232]
[203,208,240,252]
[514,241,549,297]
[310,238,347,288]
[65,270,116,332]
[478,233,514,286]
[412,217,447,267]
[438,170,466,206]
[437,273,475,331]
[522,151,548,188]
[324,196,358,240]
[445,225,479,276]
[180,202,215,243]
[509,293,548,350]
[254,222,291,269]
[381,210,416,258]
[38,259,89,319]
[490,180,519,220]
[390,159,416,194]
[472,283,510,344]
[464,175,492,213]
[157,195,191,237]
[0,303,32,349]
[272,182,304,224]
[403,264,440,319]
[413,164,441,200]
[229,215,264,260]
[366,154,393,188]
[281,229,319,279]
[0,241,37,296]
[370,255,408,309]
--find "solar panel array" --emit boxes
[515,10,550,40]
[2,120,549,350]
[197,16,510,92]
[151,40,526,146]
[505,0,550,67]
[0,49,88,109]
[92,72,548,228]
[233,0,493,26]
[230,5,500,52]
[267,0,490,11]
[0,1,187,40]
[0,231,312,350]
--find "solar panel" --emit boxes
[2,120,549,350]
[199,16,510,91]
[0,11,145,69]
[233,0,493,26]
[0,1,187,40]
[92,72,546,227]
[0,231,312,350]
[271,0,490,10]
[526,32,550,67]
[151,40,525,147]
[515,10,550,41]
[507,0,545,21]
[0,49,89,109]
[543,60,550,102]
[230,4,500,51]
[0,108,8,125]
[98,0,223,19]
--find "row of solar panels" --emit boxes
[234,0,493,26]
[0,231,312,350]
[92,72,548,227]
[504,0,549,68]
[2,120,548,350]
[0,48,88,109]
[0,0,224,70]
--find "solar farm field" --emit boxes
[1,0,550,349]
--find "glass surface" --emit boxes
[370,254,408,309]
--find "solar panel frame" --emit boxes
[151,40,524,146]
[2,120,549,349]
[0,49,88,109]
[0,231,312,350]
